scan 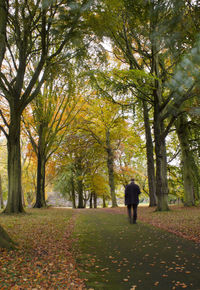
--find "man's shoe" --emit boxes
[133,220,137,224]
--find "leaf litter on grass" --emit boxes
[102,205,200,244]
[0,208,85,289]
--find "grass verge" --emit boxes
[0,208,84,289]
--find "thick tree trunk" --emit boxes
[106,131,117,207]
[4,112,24,213]
[77,184,84,208]
[102,194,107,208]
[93,192,97,208]
[151,25,169,211]
[154,116,169,211]
[0,175,4,209]
[0,225,16,249]
[175,115,197,206]
[34,153,46,208]
[142,100,157,206]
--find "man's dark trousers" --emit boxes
[127,204,138,223]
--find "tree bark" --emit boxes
[89,192,93,208]
[93,192,97,208]
[106,130,117,207]
[34,152,47,208]
[0,0,7,68]
[154,114,169,211]
[175,114,198,205]
[0,225,16,249]
[76,158,84,208]
[34,124,47,208]
[4,111,24,213]
[0,174,4,209]
[142,100,157,206]
[102,194,107,208]
[151,20,169,211]
[70,174,76,208]
[77,180,84,208]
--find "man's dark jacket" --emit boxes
[125,182,141,205]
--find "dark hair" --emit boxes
[130,178,135,182]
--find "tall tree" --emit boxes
[0,0,91,213]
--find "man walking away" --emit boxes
[125,178,141,224]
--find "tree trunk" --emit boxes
[142,100,157,206]
[34,152,47,208]
[71,175,76,208]
[34,124,47,208]
[21,186,25,207]
[151,23,169,211]
[0,175,4,209]
[154,115,169,211]
[76,158,84,208]
[102,194,107,208]
[4,112,24,213]
[89,193,93,208]
[0,225,16,249]
[0,0,7,68]
[93,192,97,208]
[106,130,117,207]
[175,114,198,206]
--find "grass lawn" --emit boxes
[0,205,200,289]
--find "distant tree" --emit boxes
[78,97,133,207]
[23,70,82,208]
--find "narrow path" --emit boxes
[74,209,200,290]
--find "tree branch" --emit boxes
[0,109,8,127]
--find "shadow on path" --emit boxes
[74,209,200,290]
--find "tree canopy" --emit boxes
[0,0,199,228]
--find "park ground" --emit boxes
[0,205,200,289]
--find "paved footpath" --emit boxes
[74,209,200,290]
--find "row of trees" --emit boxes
[87,0,200,209]
[0,0,93,213]
[0,1,199,222]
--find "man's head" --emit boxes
[130,178,135,183]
